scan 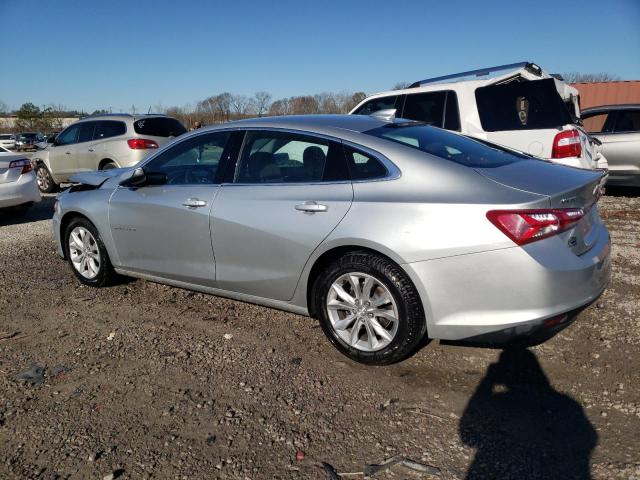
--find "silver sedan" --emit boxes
[52,114,611,364]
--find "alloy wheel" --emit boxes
[68,226,101,279]
[326,272,399,352]
[36,167,50,190]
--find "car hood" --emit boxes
[69,168,130,187]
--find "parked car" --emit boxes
[581,104,640,187]
[351,62,607,170]
[52,114,610,365]
[0,134,16,150]
[31,114,187,193]
[15,132,44,151]
[0,146,41,216]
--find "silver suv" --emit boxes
[32,114,186,192]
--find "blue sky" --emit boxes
[1,0,639,112]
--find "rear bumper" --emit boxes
[0,173,41,208]
[403,221,611,343]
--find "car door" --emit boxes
[589,109,640,176]
[74,121,101,171]
[108,130,235,286]
[49,124,81,181]
[211,129,353,301]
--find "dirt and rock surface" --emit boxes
[1,191,639,479]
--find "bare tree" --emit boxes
[269,98,290,116]
[230,94,252,116]
[0,100,9,115]
[561,72,621,83]
[253,91,272,117]
[392,81,411,90]
[289,95,319,114]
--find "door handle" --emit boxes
[295,201,328,213]
[182,198,207,208]
[88,148,94,152]
[65,151,71,155]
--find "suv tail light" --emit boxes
[8,159,33,175]
[552,129,582,159]
[487,208,585,245]
[127,138,158,150]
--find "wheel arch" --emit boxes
[304,243,411,319]
[59,211,93,259]
[98,158,120,170]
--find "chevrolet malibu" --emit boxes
[52,115,610,365]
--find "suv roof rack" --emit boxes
[79,113,168,120]
[408,61,542,88]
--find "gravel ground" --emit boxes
[0,191,639,480]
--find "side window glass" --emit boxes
[402,91,447,126]
[344,146,388,180]
[612,110,640,133]
[78,122,96,143]
[352,96,399,116]
[95,121,126,140]
[582,113,610,133]
[235,131,348,183]
[443,92,461,130]
[145,131,231,185]
[57,125,80,145]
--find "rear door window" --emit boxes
[612,110,640,133]
[475,78,573,131]
[582,112,612,133]
[95,121,126,140]
[352,96,401,116]
[134,117,186,137]
[235,131,349,183]
[77,122,96,143]
[402,91,446,126]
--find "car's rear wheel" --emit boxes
[314,251,427,365]
[65,218,115,287]
[100,161,117,170]
[35,164,58,193]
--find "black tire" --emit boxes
[64,217,116,287]
[35,164,59,193]
[313,251,428,365]
[100,161,117,170]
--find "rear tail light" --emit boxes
[8,159,33,175]
[552,129,582,159]
[486,208,585,245]
[127,138,158,150]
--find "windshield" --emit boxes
[475,78,573,131]
[365,124,526,168]
[0,134,14,140]
[21,133,38,139]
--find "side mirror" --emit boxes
[119,167,167,187]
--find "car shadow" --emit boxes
[605,185,640,197]
[459,348,597,479]
[0,195,56,227]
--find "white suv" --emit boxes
[351,62,607,170]
[32,114,186,192]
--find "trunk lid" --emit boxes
[476,159,606,255]
[0,154,28,184]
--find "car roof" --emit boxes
[77,113,172,123]
[209,114,389,135]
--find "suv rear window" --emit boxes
[352,96,401,116]
[475,78,573,132]
[134,117,186,137]
[366,124,525,168]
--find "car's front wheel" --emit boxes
[35,164,58,193]
[65,217,116,287]
[314,251,427,365]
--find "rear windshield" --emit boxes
[365,124,526,168]
[0,134,14,140]
[133,117,186,137]
[475,78,573,131]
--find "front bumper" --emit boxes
[403,221,611,343]
[0,173,41,208]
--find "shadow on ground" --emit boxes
[0,195,56,227]
[460,348,597,480]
